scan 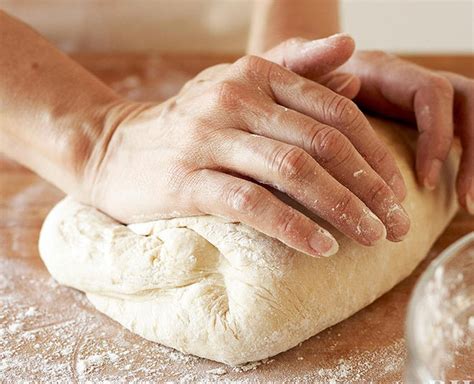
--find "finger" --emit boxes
[262,33,356,80]
[343,54,455,190]
[414,76,454,190]
[242,57,407,201]
[189,169,339,257]
[441,71,474,213]
[261,34,360,98]
[214,130,387,246]
[232,102,409,240]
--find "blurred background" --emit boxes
[1,0,472,54]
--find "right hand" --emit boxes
[83,37,410,258]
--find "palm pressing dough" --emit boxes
[39,117,460,365]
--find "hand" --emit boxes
[260,39,474,214]
[83,41,410,258]
[340,52,474,214]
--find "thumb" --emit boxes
[262,33,355,79]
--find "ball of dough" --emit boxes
[39,117,459,365]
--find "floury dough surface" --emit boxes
[38,117,460,365]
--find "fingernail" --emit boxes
[357,209,386,245]
[309,228,339,257]
[424,159,443,190]
[386,203,411,241]
[389,173,407,201]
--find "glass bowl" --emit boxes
[405,232,474,382]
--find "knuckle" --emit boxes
[235,55,266,77]
[433,133,453,157]
[428,75,454,97]
[276,209,304,237]
[325,95,361,126]
[236,55,277,88]
[367,180,390,204]
[224,183,262,213]
[212,80,242,110]
[272,146,311,180]
[311,127,352,168]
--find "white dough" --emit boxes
[39,117,460,365]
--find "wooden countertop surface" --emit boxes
[0,53,473,383]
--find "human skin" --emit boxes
[248,0,474,214]
[0,11,411,257]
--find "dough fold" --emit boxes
[39,117,460,365]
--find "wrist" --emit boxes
[62,97,122,200]
[76,99,153,206]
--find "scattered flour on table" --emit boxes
[308,340,405,383]
[0,260,406,383]
[1,257,406,383]
[207,367,228,376]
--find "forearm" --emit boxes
[247,0,340,54]
[0,11,123,197]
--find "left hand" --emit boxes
[262,39,474,214]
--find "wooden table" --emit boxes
[1,54,473,383]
